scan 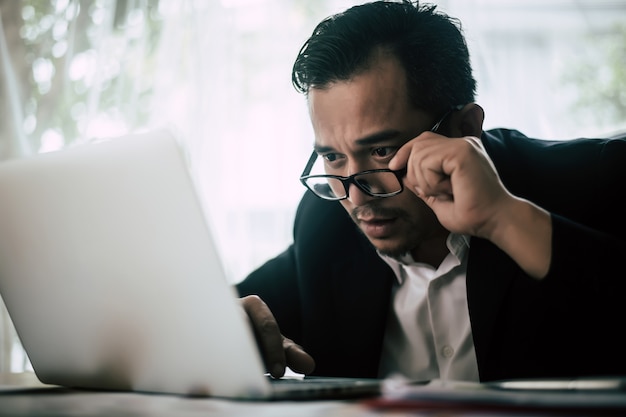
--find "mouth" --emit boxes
[357,216,398,239]
[351,203,406,240]
[358,215,395,224]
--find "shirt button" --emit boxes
[441,345,454,358]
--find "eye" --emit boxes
[322,153,340,162]
[372,147,397,158]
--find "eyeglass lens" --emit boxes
[304,171,402,200]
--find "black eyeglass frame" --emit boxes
[299,104,464,201]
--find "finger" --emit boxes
[388,140,414,171]
[241,295,286,378]
[283,337,316,375]
[420,167,453,197]
[389,131,442,171]
[398,144,438,196]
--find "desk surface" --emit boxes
[2,372,626,417]
[1,372,367,417]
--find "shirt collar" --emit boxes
[378,233,470,285]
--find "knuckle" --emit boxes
[258,317,279,335]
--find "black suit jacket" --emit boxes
[237,128,626,381]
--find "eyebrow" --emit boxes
[313,129,402,153]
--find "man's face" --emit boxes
[307,52,446,259]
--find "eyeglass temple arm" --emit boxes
[431,104,466,133]
[300,151,319,177]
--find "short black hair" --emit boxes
[291,0,476,115]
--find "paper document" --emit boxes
[365,378,626,412]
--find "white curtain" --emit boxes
[1,0,625,373]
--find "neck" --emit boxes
[409,232,450,268]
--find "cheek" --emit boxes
[396,190,434,217]
[339,199,354,214]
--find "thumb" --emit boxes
[283,338,315,375]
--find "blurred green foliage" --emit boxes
[564,24,626,131]
[8,0,163,150]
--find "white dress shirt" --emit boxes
[377,233,479,382]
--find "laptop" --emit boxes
[0,128,380,400]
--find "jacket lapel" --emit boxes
[466,237,515,378]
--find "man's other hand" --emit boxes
[240,295,316,378]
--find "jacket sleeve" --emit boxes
[483,129,626,297]
[545,136,626,298]
[235,190,359,345]
[473,130,626,380]
[236,244,303,342]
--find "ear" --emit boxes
[449,103,484,137]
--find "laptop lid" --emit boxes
[0,129,275,398]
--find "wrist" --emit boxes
[486,196,552,279]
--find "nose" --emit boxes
[346,182,376,206]
[344,161,376,205]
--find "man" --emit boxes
[237,0,626,383]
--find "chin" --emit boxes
[377,248,411,261]
[371,239,412,260]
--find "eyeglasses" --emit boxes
[300,104,463,201]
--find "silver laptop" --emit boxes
[0,129,380,400]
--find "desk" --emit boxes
[2,372,626,417]
[1,373,367,417]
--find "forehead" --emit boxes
[307,53,429,150]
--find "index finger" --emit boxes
[240,295,286,378]
[390,130,445,171]
[388,138,414,171]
